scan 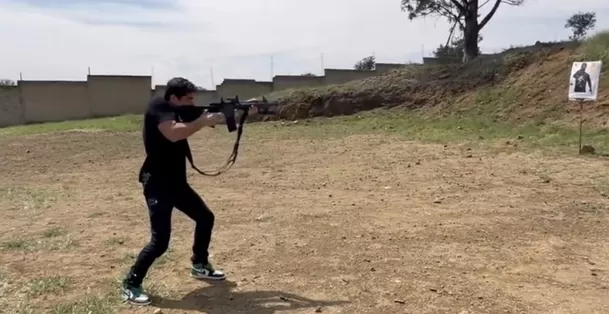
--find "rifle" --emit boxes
[177,96,279,176]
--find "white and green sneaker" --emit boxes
[190,263,226,280]
[121,284,151,305]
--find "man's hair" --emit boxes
[164,77,197,101]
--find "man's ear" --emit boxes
[168,95,178,104]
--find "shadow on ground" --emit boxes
[153,280,350,313]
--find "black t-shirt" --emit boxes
[139,97,190,186]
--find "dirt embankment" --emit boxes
[259,37,609,128]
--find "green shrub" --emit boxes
[579,30,609,64]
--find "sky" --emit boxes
[1,0,608,89]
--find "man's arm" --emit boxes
[158,113,222,142]
[150,102,222,142]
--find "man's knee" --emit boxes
[198,209,214,226]
[190,196,214,224]
[148,234,170,257]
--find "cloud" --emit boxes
[0,0,608,89]
[8,0,176,12]
[3,0,183,27]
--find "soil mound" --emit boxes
[256,34,609,128]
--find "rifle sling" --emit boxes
[184,108,249,176]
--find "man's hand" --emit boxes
[197,112,225,127]
[245,98,261,116]
[248,105,259,116]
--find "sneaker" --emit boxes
[190,262,226,280]
[121,284,151,305]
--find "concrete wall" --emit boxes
[20,80,89,122]
[423,57,462,65]
[0,61,417,127]
[376,63,402,72]
[216,79,273,100]
[88,75,151,117]
[0,85,23,127]
[152,85,219,106]
[323,69,378,85]
[272,75,324,91]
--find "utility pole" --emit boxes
[320,53,324,74]
[270,55,274,80]
[210,67,215,87]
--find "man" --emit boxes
[573,62,592,93]
[121,77,257,305]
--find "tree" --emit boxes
[301,72,316,76]
[0,79,16,86]
[565,11,596,40]
[400,0,525,62]
[433,35,482,60]
[354,55,375,70]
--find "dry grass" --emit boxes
[1,115,609,313]
[3,34,609,312]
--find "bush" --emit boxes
[579,30,609,64]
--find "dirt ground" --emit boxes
[2,128,609,314]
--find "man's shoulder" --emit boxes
[147,97,174,112]
[144,97,178,130]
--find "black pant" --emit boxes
[124,181,215,287]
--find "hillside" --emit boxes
[264,32,609,129]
